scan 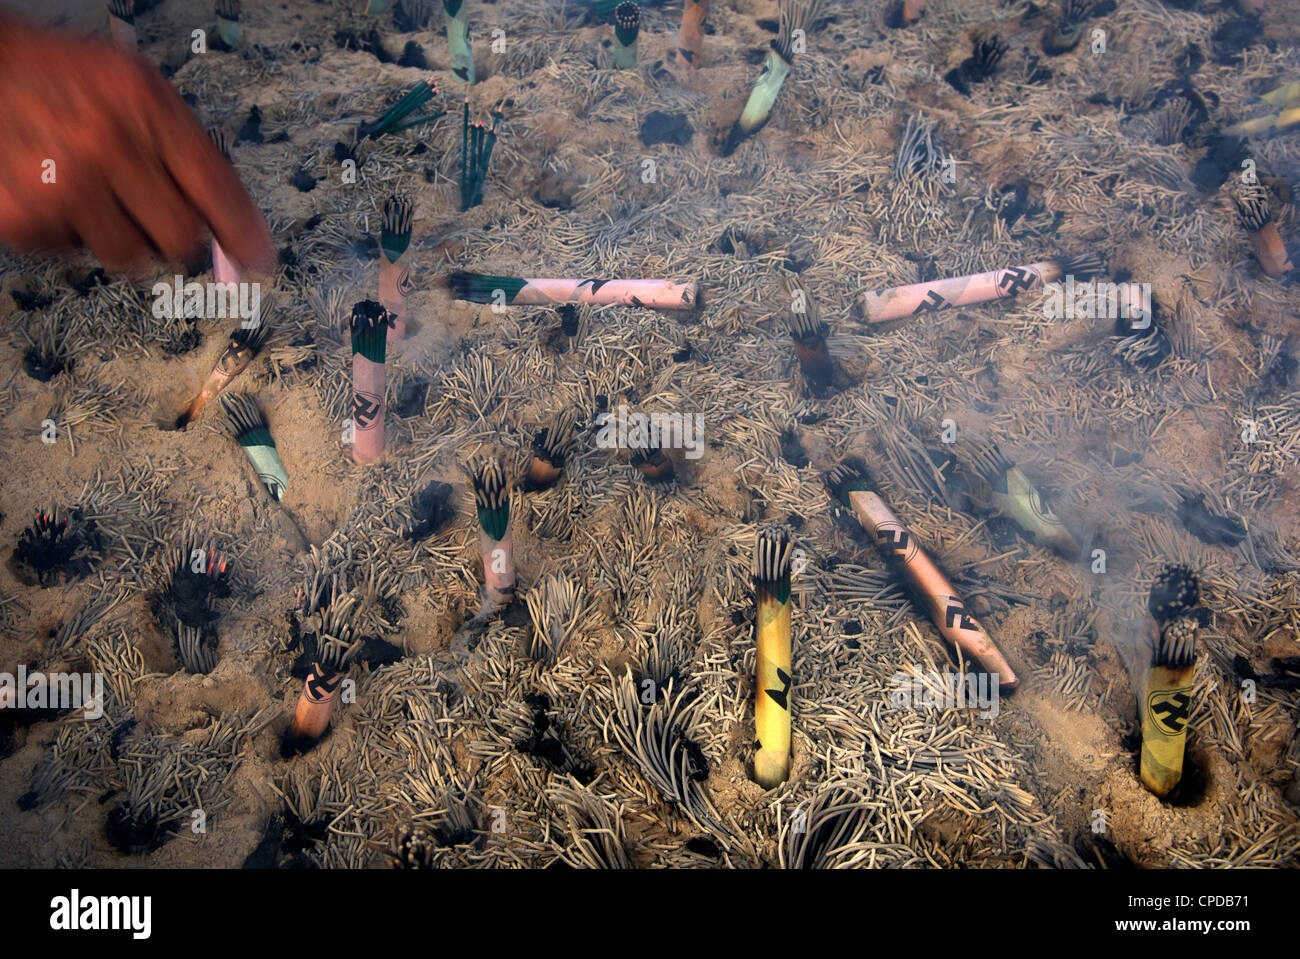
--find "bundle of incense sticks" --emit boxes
[784,275,834,396]
[614,2,641,69]
[379,194,414,341]
[107,0,136,50]
[522,407,580,491]
[1234,184,1294,278]
[630,437,675,483]
[444,0,475,83]
[471,458,516,608]
[720,0,821,156]
[176,321,271,429]
[1042,0,1093,56]
[215,0,240,50]
[886,0,925,28]
[359,78,442,140]
[753,525,794,788]
[964,439,1080,557]
[826,459,1019,691]
[1140,566,1204,798]
[220,392,289,501]
[160,531,229,674]
[206,128,241,287]
[448,272,700,311]
[350,301,395,466]
[677,0,707,68]
[460,100,502,211]
[284,588,361,755]
[1223,80,1300,137]
[854,253,1104,325]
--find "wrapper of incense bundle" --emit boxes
[448,272,699,311]
[221,392,309,551]
[472,458,516,606]
[677,0,707,68]
[720,0,821,156]
[1140,566,1205,798]
[753,526,794,788]
[964,439,1080,557]
[176,321,271,429]
[1235,183,1294,278]
[614,2,640,70]
[444,0,475,83]
[826,459,1018,691]
[379,194,414,341]
[350,301,395,465]
[107,0,136,50]
[855,253,1104,325]
[284,591,360,755]
[784,275,834,396]
[216,0,240,50]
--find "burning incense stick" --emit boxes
[350,301,394,466]
[753,525,793,788]
[444,0,475,83]
[720,0,820,156]
[448,272,700,311]
[886,0,925,28]
[522,407,580,491]
[964,439,1079,557]
[471,457,516,606]
[614,2,641,69]
[176,321,271,429]
[284,588,360,755]
[785,275,834,396]
[826,459,1019,691]
[216,0,240,50]
[206,128,241,287]
[1042,0,1094,56]
[359,78,442,140]
[1140,566,1203,798]
[460,100,502,210]
[855,253,1103,325]
[677,0,707,68]
[379,194,414,341]
[1234,183,1294,278]
[107,0,136,51]
[221,392,289,501]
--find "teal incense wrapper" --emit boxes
[614,2,640,70]
[444,0,475,83]
[221,393,289,500]
[216,0,240,49]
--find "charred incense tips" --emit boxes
[460,101,503,211]
[107,0,137,50]
[886,0,925,28]
[614,2,641,69]
[380,194,414,341]
[1140,565,1205,798]
[720,0,821,156]
[753,525,793,789]
[854,253,1103,325]
[1042,0,1095,56]
[964,439,1079,557]
[284,590,361,755]
[10,508,104,588]
[630,436,675,484]
[944,34,1008,95]
[447,272,700,311]
[176,321,272,430]
[1234,183,1294,278]
[350,301,394,466]
[215,0,240,50]
[156,531,230,674]
[221,392,290,502]
[678,0,707,68]
[359,78,442,140]
[826,459,1019,691]
[471,457,515,603]
[785,275,834,396]
[523,407,580,491]
[444,0,475,83]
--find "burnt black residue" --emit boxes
[640,110,694,147]
[290,168,319,192]
[1175,490,1246,548]
[779,428,809,468]
[9,509,104,588]
[397,40,428,69]
[1073,832,1136,869]
[235,105,263,146]
[348,234,381,262]
[334,28,394,63]
[404,480,456,541]
[10,289,53,311]
[685,836,721,858]
[944,35,1007,95]
[161,323,203,356]
[1191,132,1247,194]
[22,345,70,382]
[105,805,180,856]
[514,692,595,784]
[68,268,107,296]
[393,379,430,418]
[1210,14,1265,65]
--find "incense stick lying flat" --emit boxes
[448,272,700,311]
[855,254,1103,325]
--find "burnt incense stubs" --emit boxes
[9,508,104,588]
[152,531,230,675]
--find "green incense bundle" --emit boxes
[359,78,443,140]
[444,0,475,84]
[472,457,510,542]
[380,194,415,262]
[221,392,289,501]
[350,300,393,364]
[614,2,640,69]
[216,0,240,50]
[720,0,821,156]
[460,100,502,210]
[367,0,390,13]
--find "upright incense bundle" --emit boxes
[1235,184,1294,278]
[448,272,699,311]
[207,128,240,287]
[471,458,515,605]
[350,301,394,466]
[285,590,360,755]
[785,275,834,396]
[720,0,821,156]
[444,0,475,83]
[216,0,240,50]
[359,78,442,140]
[964,440,1079,557]
[678,0,707,68]
[1140,566,1204,798]
[826,459,1019,691]
[220,392,289,501]
[855,253,1103,325]
[107,0,136,50]
[1042,0,1094,56]
[159,531,229,675]
[460,100,502,211]
[614,2,641,70]
[753,525,794,789]
[522,407,580,491]
[176,321,271,429]
[379,194,414,341]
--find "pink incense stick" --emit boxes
[351,354,386,465]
